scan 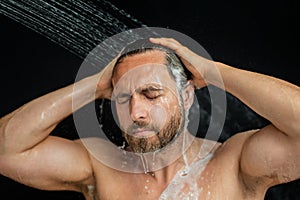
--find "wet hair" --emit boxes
[113,38,192,91]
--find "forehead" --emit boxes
[113,50,167,83]
[112,50,177,93]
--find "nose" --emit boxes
[130,94,149,123]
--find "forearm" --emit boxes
[0,73,101,154]
[210,62,300,137]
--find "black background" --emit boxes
[0,0,299,199]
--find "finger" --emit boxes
[149,37,181,51]
[150,37,195,59]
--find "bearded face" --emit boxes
[112,51,186,153]
[123,103,184,153]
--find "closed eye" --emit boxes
[144,91,162,99]
[142,87,163,100]
[114,85,164,104]
[115,93,131,104]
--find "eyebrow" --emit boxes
[137,85,164,93]
[113,84,164,98]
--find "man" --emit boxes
[0,37,299,200]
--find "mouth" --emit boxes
[131,129,157,138]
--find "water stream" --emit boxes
[0,0,145,60]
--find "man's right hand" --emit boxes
[96,54,120,99]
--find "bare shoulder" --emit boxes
[212,128,293,196]
[214,129,259,158]
[210,129,259,180]
[207,130,262,197]
[204,130,259,173]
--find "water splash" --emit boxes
[159,142,216,200]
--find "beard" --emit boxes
[123,107,184,154]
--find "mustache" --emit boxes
[126,121,160,135]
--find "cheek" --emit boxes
[115,104,131,130]
[150,97,179,128]
[150,104,167,128]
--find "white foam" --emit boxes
[159,148,215,200]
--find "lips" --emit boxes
[131,129,157,138]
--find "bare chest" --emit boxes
[88,136,265,200]
[92,164,247,200]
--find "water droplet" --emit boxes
[140,155,149,173]
[180,168,189,177]
[118,141,126,150]
[121,161,127,168]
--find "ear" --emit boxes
[182,80,195,110]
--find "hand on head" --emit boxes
[96,50,123,99]
[149,37,209,89]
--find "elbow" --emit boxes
[0,115,6,153]
[284,93,300,139]
[292,99,300,138]
[0,120,8,155]
[0,115,19,155]
[290,119,300,140]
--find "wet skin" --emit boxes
[1,41,299,200]
[80,51,270,199]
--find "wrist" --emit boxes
[204,61,227,88]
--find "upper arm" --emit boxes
[0,136,93,192]
[240,124,300,187]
